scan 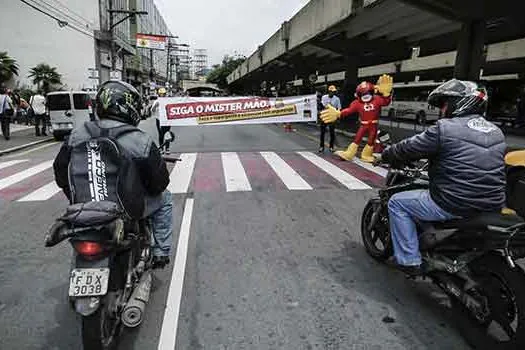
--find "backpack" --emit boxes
[67,121,146,220]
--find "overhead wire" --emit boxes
[19,0,95,39]
[38,0,94,31]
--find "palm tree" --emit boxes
[0,52,19,85]
[28,63,62,93]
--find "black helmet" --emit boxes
[428,79,488,117]
[96,80,142,126]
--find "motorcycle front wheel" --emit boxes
[361,199,392,260]
[81,300,121,350]
[458,254,525,349]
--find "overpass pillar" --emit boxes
[454,20,486,80]
[342,57,358,108]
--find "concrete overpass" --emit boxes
[227,0,523,99]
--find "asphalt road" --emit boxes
[0,118,471,349]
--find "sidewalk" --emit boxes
[0,126,54,155]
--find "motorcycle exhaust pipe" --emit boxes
[121,271,152,328]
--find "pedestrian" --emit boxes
[0,87,14,140]
[319,85,340,152]
[30,91,47,136]
[152,87,171,153]
[9,89,21,124]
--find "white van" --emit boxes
[47,91,96,140]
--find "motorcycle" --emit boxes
[361,158,525,349]
[45,131,179,350]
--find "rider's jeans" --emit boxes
[144,190,173,257]
[388,189,456,266]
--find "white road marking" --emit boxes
[18,182,61,202]
[0,160,54,190]
[260,151,312,190]
[352,158,388,177]
[0,159,28,170]
[221,152,252,192]
[158,198,195,350]
[297,152,371,190]
[168,153,197,194]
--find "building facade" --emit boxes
[0,0,172,94]
[0,0,99,90]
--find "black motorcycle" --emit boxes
[361,160,525,349]
[45,132,178,350]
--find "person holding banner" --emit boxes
[153,87,172,153]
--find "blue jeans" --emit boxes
[144,190,173,257]
[388,190,456,266]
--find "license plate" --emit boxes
[68,268,110,297]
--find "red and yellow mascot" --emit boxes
[321,74,393,162]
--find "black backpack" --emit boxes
[67,121,146,220]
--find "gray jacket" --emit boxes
[383,115,506,216]
[54,119,169,204]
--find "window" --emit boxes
[47,94,71,111]
[73,93,91,110]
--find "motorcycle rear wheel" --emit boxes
[361,199,392,260]
[457,254,525,349]
[81,302,121,350]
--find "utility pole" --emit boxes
[108,5,147,75]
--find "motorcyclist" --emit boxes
[52,80,173,269]
[379,79,506,276]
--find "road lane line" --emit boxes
[297,152,371,190]
[158,198,195,350]
[0,159,28,170]
[0,160,54,191]
[168,153,197,194]
[221,152,252,192]
[260,151,312,190]
[18,182,61,202]
[352,158,388,177]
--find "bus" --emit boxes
[380,81,442,124]
[382,77,525,125]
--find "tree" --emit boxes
[0,52,19,85]
[206,54,246,89]
[28,63,62,93]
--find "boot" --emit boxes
[360,144,375,163]
[334,143,358,161]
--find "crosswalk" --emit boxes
[0,151,387,203]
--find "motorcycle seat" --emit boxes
[59,201,124,227]
[433,212,524,231]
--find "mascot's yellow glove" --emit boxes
[375,74,393,97]
[320,104,341,124]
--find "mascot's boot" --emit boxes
[360,144,375,163]
[335,143,358,161]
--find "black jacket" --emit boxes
[54,119,169,205]
[382,115,506,216]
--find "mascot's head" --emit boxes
[355,81,375,103]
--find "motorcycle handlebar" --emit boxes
[162,156,181,163]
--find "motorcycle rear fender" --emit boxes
[69,256,110,316]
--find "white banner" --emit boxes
[157,95,317,126]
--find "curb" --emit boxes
[0,137,55,156]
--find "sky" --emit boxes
[154,0,310,67]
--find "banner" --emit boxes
[157,95,317,126]
[136,33,167,51]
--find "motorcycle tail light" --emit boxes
[73,241,104,257]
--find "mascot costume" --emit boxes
[321,74,393,162]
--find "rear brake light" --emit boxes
[73,241,104,256]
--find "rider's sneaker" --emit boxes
[151,256,170,269]
[386,257,425,278]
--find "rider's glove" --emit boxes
[320,104,341,124]
[375,74,394,97]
